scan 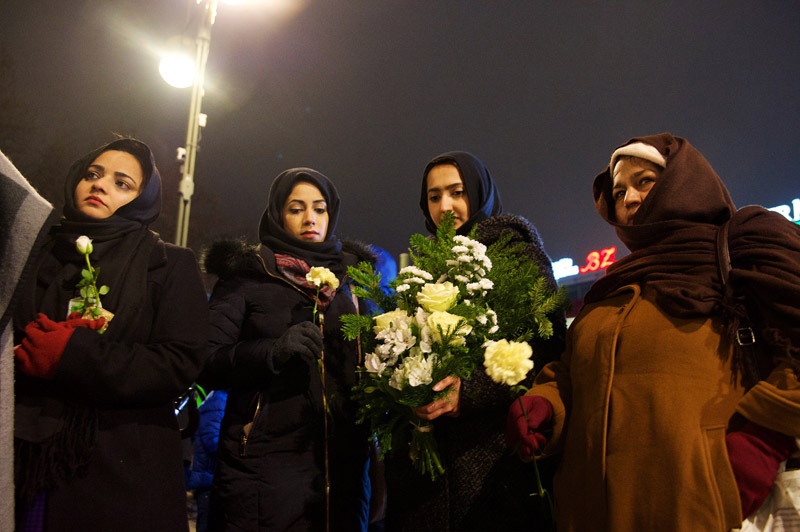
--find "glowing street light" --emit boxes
[159,0,218,248]
[158,41,196,89]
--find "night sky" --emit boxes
[3,0,799,273]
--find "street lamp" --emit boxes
[160,0,218,247]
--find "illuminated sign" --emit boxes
[552,247,617,281]
[769,198,800,224]
[552,258,579,280]
[553,197,799,281]
[579,246,616,274]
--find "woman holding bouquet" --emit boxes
[13,137,209,531]
[199,168,373,531]
[506,133,800,531]
[382,151,567,531]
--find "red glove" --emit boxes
[726,421,797,517]
[14,313,106,379]
[506,395,554,459]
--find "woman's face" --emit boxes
[282,181,329,242]
[611,156,662,225]
[73,150,144,219]
[426,164,470,230]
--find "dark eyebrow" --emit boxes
[287,199,326,206]
[87,164,138,186]
[612,169,655,189]
[428,183,463,193]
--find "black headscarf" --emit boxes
[586,132,800,381]
[61,137,161,233]
[258,167,346,276]
[420,151,503,235]
[17,138,162,335]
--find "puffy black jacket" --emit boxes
[199,240,372,532]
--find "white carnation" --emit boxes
[483,339,534,386]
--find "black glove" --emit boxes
[268,322,323,372]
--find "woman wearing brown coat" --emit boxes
[507,133,800,531]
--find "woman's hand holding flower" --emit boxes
[506,394,554,462]
[413,375,461,420]
[268,322,323,373]
[14,313,106,379]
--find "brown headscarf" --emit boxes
[586,133,800,381]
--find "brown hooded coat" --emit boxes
[528,133,800,532]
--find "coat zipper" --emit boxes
[240,391,264,457]
[241,253,358,455]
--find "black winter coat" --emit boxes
[200,241,371,532]
[15,241,209,532]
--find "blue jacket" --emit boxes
[186,390,228,491]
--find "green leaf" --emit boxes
[346,261,397,312]
[340,313,373,341]
[98,285,110,295]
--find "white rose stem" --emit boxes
[318,311,330,532]
[83,252,103,309]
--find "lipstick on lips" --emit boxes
[86,195,106,207]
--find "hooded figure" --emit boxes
[199,168,372,531]
[13,137,208,531]
[383,151,566,532]
[508,133,800,531]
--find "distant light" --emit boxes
[551,257,580,281]
[159,53,196,88]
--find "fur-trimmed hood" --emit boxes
[201,238,377,280]
[201,239,260,280]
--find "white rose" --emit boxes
[373,309,409,333]
[306,267,340,289]
[75,235,93,255]
[482,339,534,386]
[427,311,471,346]
[416,282,459,312]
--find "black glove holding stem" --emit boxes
[267,321,323,373]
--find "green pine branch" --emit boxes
[340,313,373,342]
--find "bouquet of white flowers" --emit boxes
[342,214,565,479]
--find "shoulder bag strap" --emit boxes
[716,220,755,346]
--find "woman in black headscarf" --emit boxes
[199,168,372,531]
[382,151,566,531]
[507,133,800,531]
[13,137,209,531]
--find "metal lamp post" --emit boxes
[174,0,218,247]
